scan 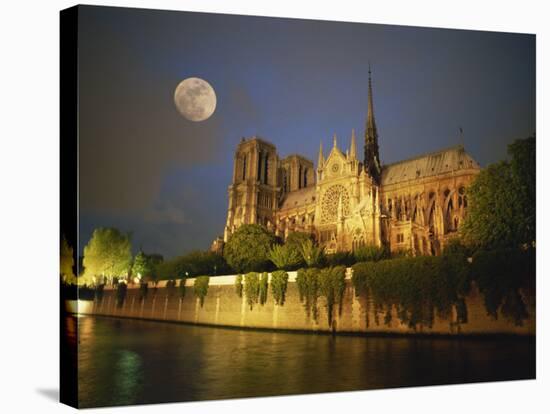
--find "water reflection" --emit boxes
[113,350,142,404]
[74,316,535,408]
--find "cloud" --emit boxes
[144,201,186,225]
[78,68,225,213]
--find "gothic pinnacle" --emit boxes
[350,128,357,159]
[318,140,324,169]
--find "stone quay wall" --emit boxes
[75,271,535,336]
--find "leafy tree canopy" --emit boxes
[83,227,132,281]
[461,136,535,250]
[132,251,154,280]
[223,224,277,273]
[285,232,313,250]
[60,235,75,284]
[157,250,229,280]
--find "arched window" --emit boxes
[304,168,308,187]
[257,151,262,181]
[445,198,455,233]
[428,192,436,234]
[298,165,302,189]
[242,155,247,181]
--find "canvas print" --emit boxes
[60,4,536,409]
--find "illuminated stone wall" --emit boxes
[80,272,535,336]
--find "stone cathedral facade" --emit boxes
[219,72,481,256]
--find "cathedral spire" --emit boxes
[364,64,381,184]
[350,128,357,159]
[333,133,338,149]
[318,141,324,169]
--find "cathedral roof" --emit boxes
[380,145,480,186]
[279,186,316,211]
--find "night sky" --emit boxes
[78,5,535,259]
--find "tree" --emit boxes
[285,232,313,251]
[461,136,535,250]
[268,244,303,270]
[508,136,535,241]
[147,254,164,280]
[132,251,153,281]
[283,232,312,267]
[223,224,277,273]
[60,235,75,284]
[83,227,132,282]
[299,239,325,267]
[155,250,229,280]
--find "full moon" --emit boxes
[174,77,217,122]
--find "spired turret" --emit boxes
[317,141,324,169]
[364,65,382,184]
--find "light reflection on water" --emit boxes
[73,316,535,408]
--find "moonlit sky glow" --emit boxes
[78,5,535,258]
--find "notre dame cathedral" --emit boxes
[217,70,480,256]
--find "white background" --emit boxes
[0,0,547,412]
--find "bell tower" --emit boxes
[224,137,279,241]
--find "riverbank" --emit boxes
[70,271,535,336]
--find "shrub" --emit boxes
[271,270,289,305]
[296,268,320,320]
[354,244,389,262]
[318,266,347,326]
[268,244,303,270]
[351,255,471,328]
[471,248,534,325]
[325,251,355,267]
[194,276,210,307]
[244,272,268,309]
[259,272,269,305]
[223,224,277,273]
[178,278,187,299]
[235,274,243,298]
[299,239,325,267]
[443,238,471,258]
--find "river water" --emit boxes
[69,316,535,408]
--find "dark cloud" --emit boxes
[78,9,226,213]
